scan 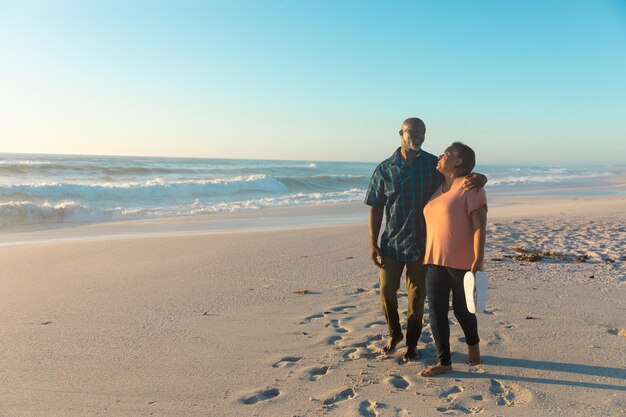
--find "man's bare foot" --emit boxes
[381,335,404,354]
[419,364,453,377]
[466,343,480,365]
[403,346,418,361]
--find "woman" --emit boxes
[419,142,487,377]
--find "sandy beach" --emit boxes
[3,0,625,415]
[0,195,624,417]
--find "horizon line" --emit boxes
[0,151,624,168]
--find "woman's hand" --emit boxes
[470,205,487,273]
[470,259,483,273]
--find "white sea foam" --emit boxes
[0,188,367,228]
[487,172,611,186]
[0,173,372,202]
[1,153,622,230]
[0,160,51,165]
[0,200,92,227]
[162,188,366,215]
[0,175,290,200]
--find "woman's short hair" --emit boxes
[449,142,475,176]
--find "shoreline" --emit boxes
[2,193,625,248]
[0,201,366,248]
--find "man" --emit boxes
[364,117,485,361]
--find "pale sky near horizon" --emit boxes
[1,1,625,165]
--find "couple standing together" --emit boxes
[365,117,488,377]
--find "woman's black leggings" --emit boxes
[425,264,480,366]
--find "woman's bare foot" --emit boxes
[466,343,480,365]
[381,334,404,354]
[419,364,453,377]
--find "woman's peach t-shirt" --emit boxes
[423,182,487,270]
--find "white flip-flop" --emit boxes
[464,271,489,314]
[464,271,476,313]
[474,271,488,313]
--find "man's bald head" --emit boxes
[401,118,426,134]
[399,117,426,151]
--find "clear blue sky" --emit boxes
[1,0,625,164]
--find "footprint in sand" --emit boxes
[359,348,378,359]
[436,403,484,414]
[342,348,358,359]
[301,312,324,323]
[489,378,532,406]
[352,333,383,348]
[307,366,329,381]
[435,403,472,414]
[241,388,280,405]
[498,321,514,329]
[330,305,357,313]
[272,356,302,368]
[385,374,410,390]
[365,320,386,328]
[439,385,464,402]
[342,347,377,360]
[468,365,486,374]
[327,335,343,346]
[323,388,355,407]
[489,379,507,404]
[358,400,379,417]
[326,319,349,333]
[487,332,502,347]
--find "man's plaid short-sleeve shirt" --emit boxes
[364,147,442,263]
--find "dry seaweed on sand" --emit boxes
[511,247,589,263]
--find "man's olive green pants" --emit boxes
[379,256,427,348]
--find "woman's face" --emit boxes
[436,147,461,175]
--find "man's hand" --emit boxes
[368,206,384,268]
[462,172,487,191]
[370,244,383,268]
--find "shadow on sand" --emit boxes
[453,355,626,391]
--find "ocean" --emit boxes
[1,153,624,230]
